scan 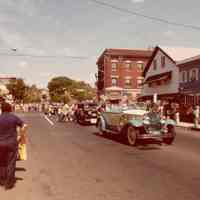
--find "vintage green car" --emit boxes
[97,103,176,146]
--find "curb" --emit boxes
[175,125,191,130]
[191,127,200,131]
[176,125,200,131]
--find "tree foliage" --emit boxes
[48,76,95,103]
[7,79,42,103]
[6,78,27,102]
[24,84,41,103]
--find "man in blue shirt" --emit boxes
[0,102,26,189]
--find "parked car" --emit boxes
[97,103,176,146]
[75,102,98,125]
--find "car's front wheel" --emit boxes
[126,126,138,146]
[163,126,176,145]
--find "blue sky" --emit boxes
[0,0,200,88]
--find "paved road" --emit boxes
[1,112,200,200]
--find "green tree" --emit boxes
[24,84,41,103]
[6,78,27,102]
[48,76,74,103]
[48,76,95,103]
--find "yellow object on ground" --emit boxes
[18,143,27,161]
[17,125,28,161]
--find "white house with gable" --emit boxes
[140,46,179,101]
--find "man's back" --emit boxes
[0,113,23,146]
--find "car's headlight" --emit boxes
[143,119,150,125]
[160,119,165,124]
[143,115,150,124]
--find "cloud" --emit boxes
[18,61,28,69]
[163,30,175,38]
[39,72,57,78]
[131,0,145,3]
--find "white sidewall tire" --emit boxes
[127,126,137,146]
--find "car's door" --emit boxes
[103,111,123,131]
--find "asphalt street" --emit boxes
[1,112,200,200]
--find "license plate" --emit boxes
[152,131,161,135]
[91,119,97,124]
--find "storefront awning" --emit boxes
[144,71,172,84]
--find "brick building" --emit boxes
[96,48,152,101]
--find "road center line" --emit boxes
[44,115,54,126]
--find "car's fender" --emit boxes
[165,119,176,126]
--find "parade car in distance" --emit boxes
[75,102,98,125]
[97,103,176,146]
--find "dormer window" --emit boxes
[153,60,157,70]
[161,56,165,68]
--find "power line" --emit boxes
[89,0,200,31]
[0,52,89,59]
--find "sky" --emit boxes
[0,0,200,88]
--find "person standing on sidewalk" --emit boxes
[0,102,27,189]
[193,105,200,128]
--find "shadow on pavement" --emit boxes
[15,177,24,181]
[93,132,162,151]
[93,131,128,146]
[15,167,26,172]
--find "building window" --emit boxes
[111,78,117,86]
[137,78,143,88]
[191,69,196,81]
[199,69,200,80]
[137,61,144,71]
[153,60,157,70]
[187,71,190,82]
[161,56,165,68]
[124,62,132,70]
[182,71,186,83]
[111,62,117,72]
[124,77,132,88]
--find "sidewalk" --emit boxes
[176,122,200,130]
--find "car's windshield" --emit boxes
[124,103,147,111]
